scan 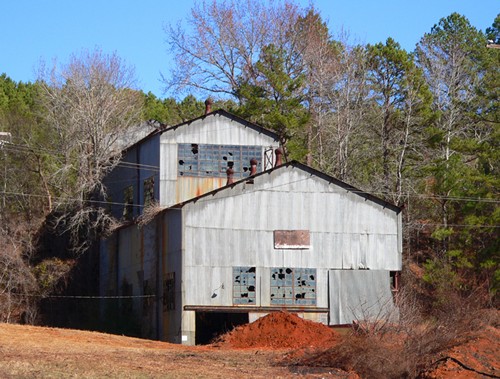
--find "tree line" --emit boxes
[0,1,498,322]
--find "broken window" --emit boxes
[143,176,155,206]
[123,186,134,220]
[233,267,256,305]
[163,272,175,311]
[270,268,316,306]
[178,143,262,178]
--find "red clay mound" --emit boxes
[217,312,341,349]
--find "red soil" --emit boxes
[216,311,341,349]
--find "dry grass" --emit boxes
[288,283,500,379]
[0,323,345,378]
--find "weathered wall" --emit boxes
[159,112,279,207]
[104,134,160,219]
[160,209,184,343]
[99,220,161,339]
[329,270,398,325]
[178,165,401,334]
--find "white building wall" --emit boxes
[159,112,279,207]
[180,166,401,319]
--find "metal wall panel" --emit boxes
[159,113,279,207]
[329,270,398,325]
[104,134,161,219]
[182,167,401,272]
[161,209,184,344]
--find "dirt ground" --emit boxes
[0,312,498,378]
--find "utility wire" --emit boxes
[1,142,161,171]
[21,294,156,299]
[2,142,499,204]
[2,142,499,202]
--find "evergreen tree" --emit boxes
[236,44,309,161]
[366,38,432,205]
[416,14,499,298]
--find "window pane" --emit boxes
[233,266,256,305]
[178,143,262,179]
[270,267,316,306]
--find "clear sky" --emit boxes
[1,0,498,98]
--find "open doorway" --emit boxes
[195,312,249,345]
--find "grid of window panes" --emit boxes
[178,143,262,178]
[233,266,256,305]
[270,268,316,306]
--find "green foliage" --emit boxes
[33,258,73,296]
[236,44,310,161]
[486,13,500,43]
[142,92,208,125]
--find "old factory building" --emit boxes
[99,107,402,345]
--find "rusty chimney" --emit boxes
[226,167,234,185]
[275,147,283,167]
[249,158,258,176]
[204,98,213,115]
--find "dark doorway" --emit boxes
[195,312,249,345]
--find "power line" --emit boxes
[405,223,500,229]
[2,142,499,202]
[21,294,156,299]
[2,142,162,172]
[1,142,499,204]
[0,190,146,208]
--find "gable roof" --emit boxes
[120,109,280,154]
[160,109,280,140]
[172,161,401,214]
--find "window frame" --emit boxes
[232,266,257,305]
[270,267,317,306]
[178,143,262,179]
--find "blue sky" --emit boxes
[1,0,497,98]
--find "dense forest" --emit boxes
[0,1,498,325]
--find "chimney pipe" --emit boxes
[226,167,234,185]
[274,148,283,167]
[204,98,213,115]
[249,158,258,176]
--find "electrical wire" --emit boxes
[1,142,499,206]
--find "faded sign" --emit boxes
[274,230,310,249]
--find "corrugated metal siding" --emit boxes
[99,221,161,339]
[179,166,400,324]
[137,136,160,211]
[329,270,398,325]
[182,168,400,271]
[180,265,329,309]
[99,235,117,296]
[161,209,184,343]
[104,134,160,219]
[159,113,279,207]
[161,113,279,146]
[141,221,158,339]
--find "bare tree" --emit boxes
[0,222,38,323]
[307,36,369,182]
[164,0,303,99]
[38,49,143,253]
[295,9,337,166]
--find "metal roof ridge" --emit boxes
[169,161,401,213]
